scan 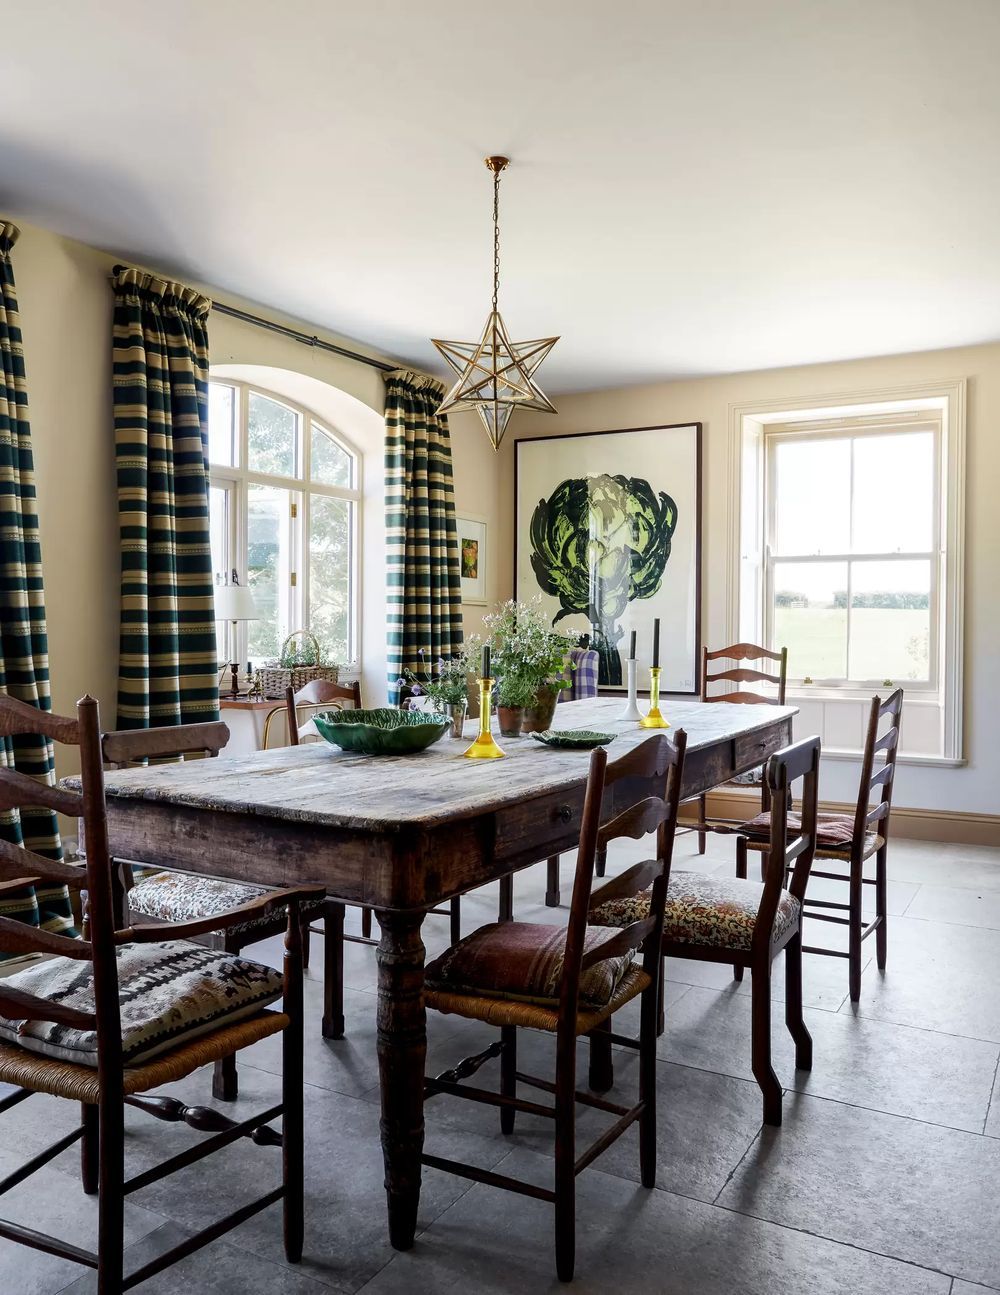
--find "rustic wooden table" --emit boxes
[94,697,795,1250]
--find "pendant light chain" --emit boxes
[492,165,501,312]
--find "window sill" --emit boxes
[805,746,965,769]
[788,687,940,704]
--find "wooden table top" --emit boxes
[94,698,797,835]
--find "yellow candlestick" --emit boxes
[639,665,670,729]
[463,678,506,759]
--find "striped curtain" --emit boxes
[114,268,220,729]
[384,371,463,702]
[0,221,76,955]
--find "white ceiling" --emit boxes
[4,0,1000,392]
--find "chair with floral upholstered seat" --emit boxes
[735,689,902,1001]
[420,731,687,1283]
[0,691,317,1293]
[591,735,820,1127]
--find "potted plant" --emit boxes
[482,599,574,737]
[400,651,471,738]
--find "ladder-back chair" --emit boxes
[692,641,788,853]
[738,689,903,1000]
[421,732,687,1282]
[0,693,316,1292]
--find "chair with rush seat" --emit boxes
[0,692,314,1293]
[420,732,686,1282]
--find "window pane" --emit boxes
[849,559,931,682]
[773,561,848,679]
[311,424,353,488]
[247,484,293,664]
[773,438,850,555]
[308,495,352,664]
[208,383,236,467]
[209,484,230,662]
[248,392,297,477]
[852,432,934,553]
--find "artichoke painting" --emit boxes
[529,473,678,685]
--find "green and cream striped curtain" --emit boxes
[114,268,220,729]
[384,371,463,702]
[0,221,76,954]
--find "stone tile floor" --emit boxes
[3,832,999,1292]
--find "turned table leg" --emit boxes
[376,909,427,1251]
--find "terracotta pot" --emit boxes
[522,684,559,733]
[497,705,524,737]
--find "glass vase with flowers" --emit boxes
[399,649,471,738]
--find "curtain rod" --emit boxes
[111,265,397,374]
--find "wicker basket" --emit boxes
[259,630,339,699]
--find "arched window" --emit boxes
[208,380,361,671]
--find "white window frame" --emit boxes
[728,379,966,766]
[209,380,362,672]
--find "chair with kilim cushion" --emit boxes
[0,692,317,1293]
[421,731,687,1282]
[736,689,903,1002]
[107,713,328,1103]
[591,735,820,1127]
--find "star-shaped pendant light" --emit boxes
[433,156,559,452]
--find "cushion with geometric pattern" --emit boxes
[0,940,284,1067]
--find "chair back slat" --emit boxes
[701,642,788,705]
[280,680,362,748]
[579,918,658,969]
[102,720,230,766]
[0,985,97,1029]
[0,693,80,744]
[0,838,87,888]
[0,770,83,818]
[597,796,673,850]
[0,914,94,961]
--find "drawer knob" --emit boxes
[555,804,573,822]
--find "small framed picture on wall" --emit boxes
[455,514,488,605]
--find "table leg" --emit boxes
[375,909,427,1251]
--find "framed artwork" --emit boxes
[514,423,702,694]
[455,513,487,605]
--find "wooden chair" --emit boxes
[110,718,329,1101]
[420,732,687,1282]
[593,735,819,1126]
[0,693,316,1293]
[736,689,903,1001]
[693,641,788,853]
[261,677,362,750]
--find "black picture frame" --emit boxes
[514,422,703,695]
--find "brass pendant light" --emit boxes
[433,156,559,452]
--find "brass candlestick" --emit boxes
[639,665,670,729]
[462,678,506,759]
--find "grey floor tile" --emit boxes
[886,843,1000,892]
[951,1283,1000,1294]
[847,915,1000,1042]
[58,1220,342,1294]
[904,885,1000,931]
[985,1065,1000,1138]
[356,1146,951,1295]
[717,1092,1000,1287]
[660,984,999,1131]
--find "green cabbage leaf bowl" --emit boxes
[312,707,450,755]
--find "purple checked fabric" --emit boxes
[558,647,600,702]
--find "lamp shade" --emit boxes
[214,583,258,622]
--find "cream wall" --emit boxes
[506,343,1000,817]
[7,218,503,774]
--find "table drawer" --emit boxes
[734,721,789,773]
[494,786,587,863]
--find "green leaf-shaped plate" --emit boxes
[313,708,449,755]
[530,729,616,750]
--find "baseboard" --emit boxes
[681,789,1000,848]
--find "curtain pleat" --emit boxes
[384,370,464,702]
[113,267,220,728]
[0,221,76,955]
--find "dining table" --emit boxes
[90,695,796,1251]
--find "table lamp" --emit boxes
[214,571,258,698]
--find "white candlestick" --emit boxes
[620,658,643,722]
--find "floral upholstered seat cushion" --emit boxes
[425,921,634,1008]
[591,871,800,952]
[127,870,325,937]
[0,940,284,1067]
[740,810,884,855]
